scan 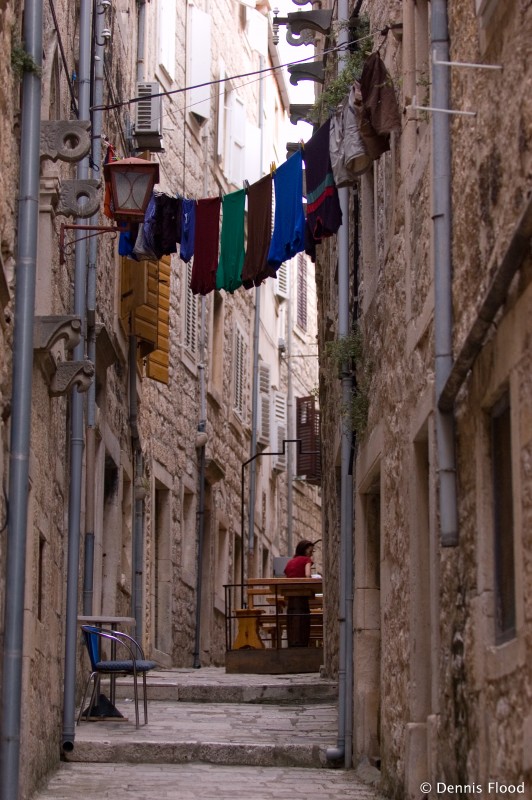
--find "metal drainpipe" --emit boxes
[193,297,207,668]
[286,261,294,556]
[0,1,43,796]
[326,0,353,767]
[129,0,147,648]
[247,53,265,576]
[192,121,210,667]
[62,0,92,754]
[83,0,105,616]
[431,0,458,546]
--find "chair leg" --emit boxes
[132,669,140,729]
[77,672,96,725]
[142,672,148,725]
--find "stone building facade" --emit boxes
[0,1,321,797]
[315,0,531,796]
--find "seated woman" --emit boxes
[284,539,314,647]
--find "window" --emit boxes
[233,325,247,418]
[228,91,246,186]
[491,393,516,642]
[296,253,308,330]
[257,363,271,446]
[184,261,198,358]
[272,392,287,471]
[186,4,211,122]
[210,292,224,396]
[158,0,176,81]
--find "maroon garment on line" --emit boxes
[242,174,277,289]
[190,197,221,296]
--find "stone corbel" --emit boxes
[40,121,92,163]
[289,104,314,125]
[286,10,332,45]
[34,315,83,353]
[56,180,101,219]
[287,61,325,86]
[49,360,94,397]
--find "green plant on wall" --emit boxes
[310,16,372,123]
[11,33,42,78]
[325,326,373,436]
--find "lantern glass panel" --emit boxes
[114,170,152,214]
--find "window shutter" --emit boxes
[275,261,289,300]
[296,395,321,485]
[229,93,246,186]
[186,5,212,122]
[185,261,198,356]
[146,255,171,384]
[257,363,271,445]
[272,392,287,471]
[233,326,247,418]
[216,61,226,162]
[120,258,149,324]
[132,258,159,357]
[296,253,308,330]
[158,0,176,80]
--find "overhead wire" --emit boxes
[91,29,383,113]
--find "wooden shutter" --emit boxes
[275,261,289,299]
[233,326,246,417]
[272,392,287,471]
[120,257,148,325]
[146,255,171,384]
[185,261,198,357]
[296,395,321,485]
[257,363,271,446]
[296,253,308,330]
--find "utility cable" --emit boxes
[91,29,385,113]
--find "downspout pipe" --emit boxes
[130,0,148,646]
[192,130,209,667]
[431,0,458,546]
[286,262,294,556]
[326,0,353,767]
[83,0,105,616]
[62,0,92,753]
[0,1,43,796]
[192,297,207,668]
[247,53,265,574]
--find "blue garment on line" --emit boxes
[180,198,196,263]
[267,150,306,269]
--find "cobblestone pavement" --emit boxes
[31,668,384,800]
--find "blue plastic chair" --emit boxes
[77,625,157,728]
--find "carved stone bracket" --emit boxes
[287,10,333,36]
[49,360,94,397]
[34,315,82,353]
[40,121,92,163]
[289,104,314,125]
[56,180,101,219]
[287,61,325,86]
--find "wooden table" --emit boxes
[245,579,323,648]
[77,615,136,719]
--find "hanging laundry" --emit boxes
[132,222,159,261]
[304,118,342,241]
[216,188,246,293]
[329,82,372,187]
[304,220,317,264]
[190,197,221,296]
[267,150,306,270]
[143,192,182,259]
[360,51,402,137]
[180,197,196,263]
[118,224,139,259]
[242,174,276,289]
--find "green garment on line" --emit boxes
[216,188,246,293]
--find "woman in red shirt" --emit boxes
[284,540,314,646]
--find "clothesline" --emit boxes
[111,52,401,297]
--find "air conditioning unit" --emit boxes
[133,82,164,152]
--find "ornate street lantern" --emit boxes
[103,156,160,221]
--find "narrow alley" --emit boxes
[31,669,383,800]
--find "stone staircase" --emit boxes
[66,668,340,769]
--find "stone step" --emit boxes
[113,669,338,705]
[69,699,338,770]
